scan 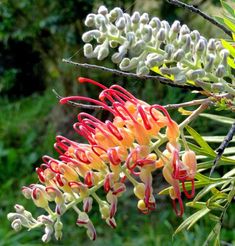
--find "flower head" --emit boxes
[8,77,197,242]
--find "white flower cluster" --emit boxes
[82,6,232,89]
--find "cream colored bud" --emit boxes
[116,17,125,30]
[14,204,25,213]
[82,30,101,43]
[149,17,161,29]
[157,28,166,42]
[161,66,180,75]
[196,38,206,53]
[54,220,63,231]
[173,49,185,61]
[186,69,205,80]
[161,20,170,34]
[180,24,190,35]
[137,199,147,211]
[171,20,181,33]
[207,39,216,51]
[97,46,109,60]
[140,13,149,24]
[11,219,22,232]
[182,150,197,179]
[190,30,200,42]
[205,54,215,72]
[99,203,110,219]
[134,183,145,199]
[215,64,225,78]
[131,11,140,23]
[98,5,108,15]
[85,14,96,27]
[146,54,164,68]
[137,65,149,76]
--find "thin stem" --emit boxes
[121,166,139,186]
[179,103,209,129]
[62,59,198,90]
[167,0,232,38]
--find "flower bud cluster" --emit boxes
[8,77,197,241]
[82,6,233,91]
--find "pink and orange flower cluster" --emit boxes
[8,78,197,241]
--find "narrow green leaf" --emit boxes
[174,208,210,235]
[193,180,228,202]
[215,16,225,26]
[199,113,234,124]
[221,0,235,17]
[185,125,215,156]
[186,135,235,143]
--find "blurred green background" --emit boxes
[0,0,234,245]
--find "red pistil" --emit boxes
[84,171,94,187]
[36,167,45,183]
[56,174,65,187]
[112,102,138,123]
[78,77,107,90]
[137,105,152,130]
[105,120,123,140]
[60,96,114,114]
[107,148,121,165]
[75,148,91,164]
[182,179,195,199]
[150,104,173,123]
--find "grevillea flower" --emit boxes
[8,77,197,242]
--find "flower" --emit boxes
[8,77,197,242]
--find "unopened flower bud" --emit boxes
[82,30,101,43]
[85,14,96,27]
[140,13,149,24]
[146,54,164,68]
[207,39,216,51]
[164,44,175,59]
[149,17,161,29]
[180,24,190,35]
[116,17,125,30]
[186,69,205,80]
[137,64,149,76]
[11,219,22,232]
[190,30,200,42]
[215,64,225,78]
[173,49,185,61]
[21,186,32,199]
[32,188,48,209]
[196,38,206,53]
[161,20,170,34]
[142,25,152,42]
[134,183,145,199]
[98,5,108,15]
[14,204,25,213]
[83,197,93,213]
[205,54,215,72]
[157,28,166,42]
[182,150,197,179]
[100,202,110,219]
[171,20,181,33]
[106,217,117,228]
[97,46,109,60]
[131,11,140,24]
[137,199,147,211]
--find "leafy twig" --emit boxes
[62,59,199,90]
[167,0,232,38]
